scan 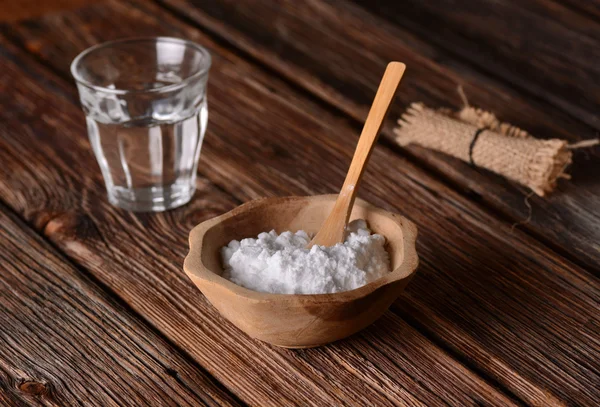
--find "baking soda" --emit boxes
[221,220,389,294]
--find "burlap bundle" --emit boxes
[394,103,573,196]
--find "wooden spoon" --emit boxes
[307,62,406,248]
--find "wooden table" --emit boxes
[1,1,598,406]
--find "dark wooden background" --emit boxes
[0,1,598,406]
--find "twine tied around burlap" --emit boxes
[394,94,599,196]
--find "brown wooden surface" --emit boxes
[0,0,599,406]
[0,31,520,407]
[159,0,600,273]
[0,0,96,22]
[0,208,240,406]
[354,0,600,130]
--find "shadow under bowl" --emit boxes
[184,195,419,348]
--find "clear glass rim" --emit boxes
[70,36,212,95]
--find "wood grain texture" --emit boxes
[1,1,599,405]
[352,0,600,130]
[0,208,241,407]
[556,0,600,21]
[0,37,518,407]
[157,0,600,273]
[0,0,100,22]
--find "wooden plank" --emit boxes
[556,0,600,21]
[517,0,600,37]
[0,0,101,22]
[351,0,600,131]
[0,208,241,407]
[0,38,520,407]
[1,2,599,406]
[156,0,600,274]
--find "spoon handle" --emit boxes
[341,62,405,198]
[308,62,405,248]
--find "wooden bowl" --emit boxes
[184,195,419,348]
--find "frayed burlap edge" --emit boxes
[394,103,573,196]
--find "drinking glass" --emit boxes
[71,37,211,212]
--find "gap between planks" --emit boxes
[0,201,245,406]
[0,39,524,407]
[0,28,531,407]
[5,0,592,280]
[0,199,249,406]
[1,1,596,404]
[6,0,600,335]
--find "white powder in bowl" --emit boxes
[220,220,390,294]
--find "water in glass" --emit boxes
[87,102,207,211]
[71,37,211,212]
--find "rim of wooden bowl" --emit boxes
[184,195,419,305]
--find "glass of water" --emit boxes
[71,37,211,212]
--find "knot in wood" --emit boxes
[18,380,49,396]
